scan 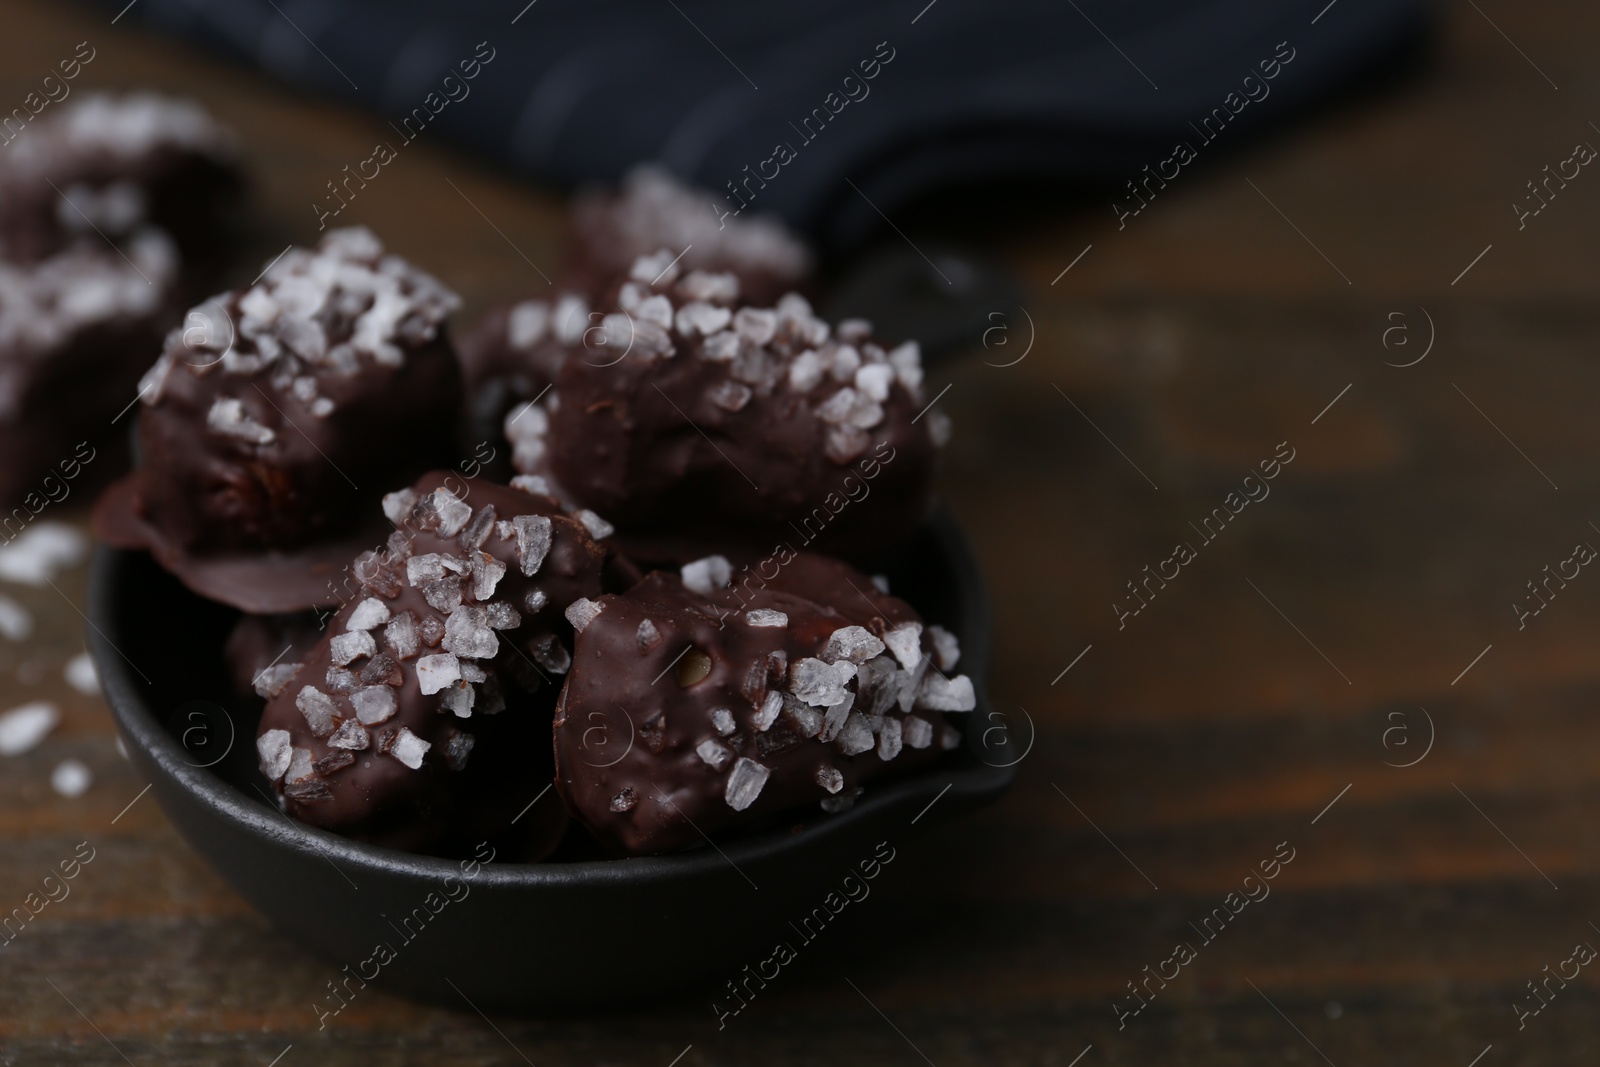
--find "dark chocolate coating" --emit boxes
[223,610,324,698]
[554,552,966,855]
[529,291,942,557]
[256,473,606,857]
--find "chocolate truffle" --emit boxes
[459,167,812,451]
[0,231,181,510]
[504,254,948,556]
[94,228,466,613]
[255,472,607,857]
[553,551,974,855]
[568,165,811,306]
[0,92,241,278]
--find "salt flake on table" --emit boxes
[0,701,58,755]
[51,758,92,797]
[0,522,87,586]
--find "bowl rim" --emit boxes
[87,508,1014,888]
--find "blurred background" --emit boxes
[9,0,1600,1063]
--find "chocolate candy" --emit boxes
[553,551,974,855]
[0,92,241,278]
[504,254,948,556]
[255,472,607,857]
[94,228,466,613]
[0,233,181,508]
[567,165,811,306]
[460,167,813,456]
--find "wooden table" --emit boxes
[5,1,1600,1063]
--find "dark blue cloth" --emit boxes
[98,0,1430,249]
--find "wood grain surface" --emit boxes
[4,1,1600,1064]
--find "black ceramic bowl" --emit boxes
[87,508,1014,1013]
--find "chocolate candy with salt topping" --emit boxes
[567,165,811,306]
[0,92,241,278]
[460,166,813,456]
[553,551,974,856]
[93,228,465,613]
[0,233,181,509]
[505,254,948,556]
[255,472,607,858]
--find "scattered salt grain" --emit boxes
[754,690,783,731]
[883,623,924,671]
[382,488,417,525]
[51,758,92,798]
[346,597,391,631]
[253,662,300,699]
[441,683,475,718]
[636,618,661,651]
[745,609,787,628]
[854,362,893,402]
[565,598,602,632]
[285,747,314,784]
[835,712,875,756]
[871,574,890,594]
[789,658,854,707]
[510,474,552,497]
[206,397,275,444]
[351,685,397,725]
[64,651,99,695]
[295,686,338,736]
[928,625,961,670]
[575,510,614,540]
[815,765,844,794]
[680,555,732,595]
[918,673,977,712]
[903,715,933,749]
[0,523,87,585]
[444,731,474,770]
[710,708,737,736]
[0,701,58,755]
[724,756,770,811]
[329,630,375,666]
[328,720,369,750]
[416,653,461,695]
[256,729,292,780]
[389,727,430,769]
[822,625,885,665]
[878,717,903,760]
[0,596,33,640]
[384,612,419,659]
[696,737,733,770]
[511,515,553,576]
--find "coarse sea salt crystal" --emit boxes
[733,307,777,345]
[754,690,783,731]
[416,653,460,695]
[328,720,368,750]
[889,340,923,390]
[531,635,571,674]
[253,662,300,699]
[745,609,787,628]
[835,713,875,756]
[65,651,99,694]
[285,747,314,784]
[385,611,419,659]
[676,301,731,337]
[329,630,375,666]
[903,715,933,749]
[380,489,416,527]
[511,514,553,576]
[346,597,391,631]
[0,595,32,640]
[390,726,430,769]
[782,695,823,738]
[883,623,924,671]
[351,685,397,725]
[441,683,474,718]
[0,701,58,755]
[680,555,732,595]
[508,300,549,349]
[788,350,824,392]
[565,598,602,632]
[696,737,733,770]
[575,510,614,540]
[444,732,474,770]
[918,673,976,712]
[855,362,893,402]
[940,724,961,750]
[878,717,903,760]
[815,766,844,794]
[636,618,661,650]
[295,686,339,736]
[510,474,551,497]
[871,574,890,594]
[0,522,87,586]
[820,691,854,742]
[472,552,507,601]
[927,624,960,670]
[724,756,770,811]
[431,489,472,537]
[51,758,92,798]
[822,625,884,665]
[701,330,741,362]
[256,729,292,780]
[789,658,853,707]
[443,604,498,659]
[710,708,737,735]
